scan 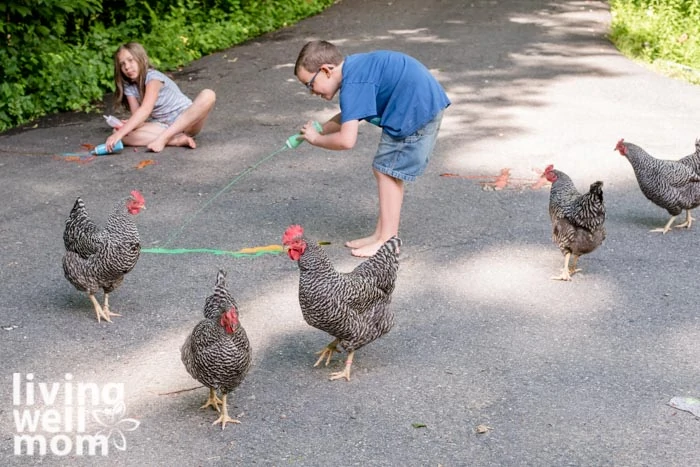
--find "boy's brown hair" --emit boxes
[294,40,344,76]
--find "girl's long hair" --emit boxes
[113,42,152,111]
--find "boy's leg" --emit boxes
[350,169,404,258]
[147,89,216,152]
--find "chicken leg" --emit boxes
[314,338,340,367]
[213,393,240,429]
[88,294,118,323]
[552,252,580,281]
[673,210,695,230]
[651,215,677,234]
[200,388,222,412]
[101,294,121,322]
[329,351,355,381]
[89,295,105,323]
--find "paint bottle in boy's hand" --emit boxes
[91,139,124,156]
[286,121,323,149]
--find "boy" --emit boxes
[294,40,450,257]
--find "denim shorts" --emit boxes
[373,110,444,182]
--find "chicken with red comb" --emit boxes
[62,190,145,322]
[545,166,606,281]
[282,225,401,381]
[616,138,700,233]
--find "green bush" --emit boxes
[609,0,700,83]
[0,0,335,132]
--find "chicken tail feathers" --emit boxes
[351,236,402,296]
[203,269,237,319]
[215,269,227,289]
[63,197,100,256]
[382,236,402,256]
[589,181,604,197]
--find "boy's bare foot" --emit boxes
[351,241,384,258]
[345,235,379,249]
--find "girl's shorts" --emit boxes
[373,110,444,182]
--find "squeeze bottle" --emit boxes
[286,121,323,149]
[91,139,124,156]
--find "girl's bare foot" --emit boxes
[345,234,379,249]
[147,138,167,153]
[351,241,384,258]
[147,134,196,152]
[170,133,197,149]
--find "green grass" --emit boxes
[609,0,700,84]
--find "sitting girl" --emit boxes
[105,42,216,153]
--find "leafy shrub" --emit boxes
[609,0,700,83]
[0,0,335,132]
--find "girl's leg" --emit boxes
[121,122,170,147]
[147,89,216,152]
[122,122,194,148]
[350,169,404,258]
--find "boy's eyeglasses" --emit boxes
[305,69,322,91]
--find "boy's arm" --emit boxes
[320,113,342,134]
[305,115,358,150]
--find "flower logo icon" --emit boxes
[92,402,140,451]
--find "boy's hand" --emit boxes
[301,120,321,144]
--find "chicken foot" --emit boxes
[100,294,122,322]
[88,294,118,323]
[213,393,241,429]
[651,215,678,234]
[89,295,105,322]
[674,210,695,230]
[200,388,222,412]
[329,351,355,382]
[314,338,340,367]
[552,253,581,281]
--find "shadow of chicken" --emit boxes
[282,225,401,381]
[544,165,606,281]
[181,270,251,429]
[616,138,700,233]
[62,190,145,322]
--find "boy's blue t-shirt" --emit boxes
[339,51,450,138]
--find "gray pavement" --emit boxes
[1,0,699,465]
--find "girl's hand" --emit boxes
[105,134,120,152]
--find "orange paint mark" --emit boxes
[441,167,550,190]
[237,244,283,254]
[530,175,550,190]
[135,159,156,169]
[481,168,511,190]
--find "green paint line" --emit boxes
[142,247,282,258]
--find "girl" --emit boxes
[105,42,216,153]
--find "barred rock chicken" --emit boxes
[181,270,251,429]
[282,225,401,381]
[616,138,700,233]
[544,166,606,281]
[62,191,145,322]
